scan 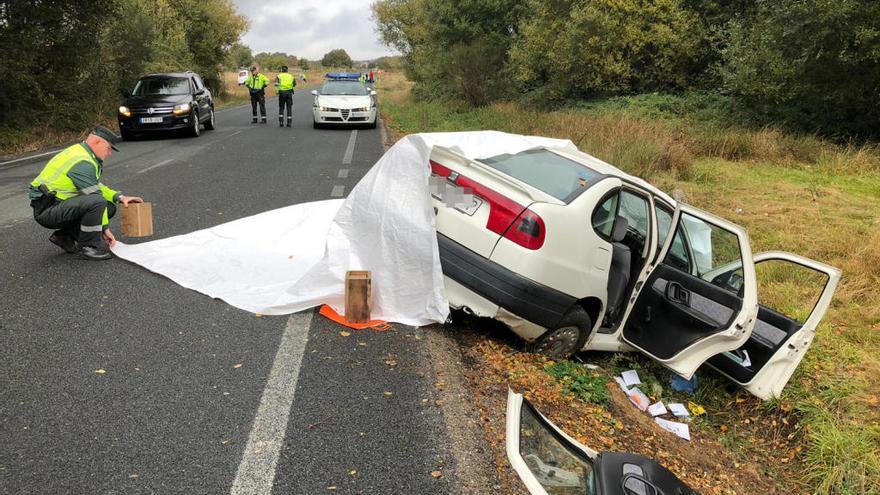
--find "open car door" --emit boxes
[506,389,700,495]
[704,251,840,400]
[619,204,759,379]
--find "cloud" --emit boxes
[234,0,398,60]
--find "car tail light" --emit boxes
[429,160,545,250]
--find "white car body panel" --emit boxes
[312,94,377,125]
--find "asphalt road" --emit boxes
[0,93,475,494]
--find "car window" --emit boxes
[592,192,619,240]
[320,81,368,96]
[665,212,742,289]
[479,149,600,202]
[193,75,205,91]
[653,202,674,264]
[618,190,648,242]
[520,401,595,495]
[132,77,191,96]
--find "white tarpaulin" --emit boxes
[112,131,576,325]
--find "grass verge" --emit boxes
[376,71,880,494]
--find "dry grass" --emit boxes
[376,70,880,494]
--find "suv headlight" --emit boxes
[173,103,192,115]
[118,106,131,117]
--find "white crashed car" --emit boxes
[431,142,840,400]
[311,79,377,129]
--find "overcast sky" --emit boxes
[234,0,398,61]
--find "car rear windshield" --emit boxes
[320,81,367,96]
[132,77,191,96]
[478,148,599,202]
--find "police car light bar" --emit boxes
[324,73,362,80]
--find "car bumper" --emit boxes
[312,107,377,124]
[118,114,194,132]
[437,233,576,329]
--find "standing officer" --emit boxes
[274,65,296,127]
[28,125,144,260]
[243,65,269,124]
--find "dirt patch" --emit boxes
[445,317,797,495]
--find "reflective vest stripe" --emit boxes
[30,144,103,200]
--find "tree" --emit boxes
[321,49,353,68]
[719,0,880,135]
[227,42,252,69]
[299,58,310,70]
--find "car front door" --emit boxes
[191,76,209,117]
[703,251,840,399]
[618,204,759,379]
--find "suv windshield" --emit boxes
[320,81,367,96]
[479,148,599,202]
[132,77,190,96]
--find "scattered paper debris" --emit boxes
[627,388,651,412]
[655,417,691,441]
[648,402,668,417]
[383,391,393,396]
[668,403,690,418]
[621,369,642,387]
[613,376,628,391]
[431,470,442,478]
[340,331,351,337]
[233,363,243,369]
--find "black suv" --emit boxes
[118,71,215,139]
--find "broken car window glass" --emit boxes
[480,149,599,202]
[520,401,596,495]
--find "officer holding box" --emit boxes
[28,125,144,260]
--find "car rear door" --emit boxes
[704,251,840,399]
[619,204,759,379]
[429,145,554,258]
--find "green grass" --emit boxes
[544,361,610,406]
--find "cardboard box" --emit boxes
[120,202,153,237]
[344,270,372,323]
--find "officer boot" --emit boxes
[252,116,258,124]
[261,116,267,124]
[279,116,284,127]
[286,117,292,127]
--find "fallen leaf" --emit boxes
[720,424,728,433]
[383,391,393,396]
[357,342,368,347]
[431,470,442,478]
[233,363,243,369]
[95,369,106,374]
[129,474,139,479]
[340,331,351,337]
[383,355,398,367]
[349,470,357,476]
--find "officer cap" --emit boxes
[250,65,257,71]
[91,125,121,151]
[281,65,288,72]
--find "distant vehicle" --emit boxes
[431,141,840,400]
[311,73,377,129]
[237,69,249,85]
[118,71,215,139]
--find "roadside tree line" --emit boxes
[373,0,880,136]
[0,0,247,133]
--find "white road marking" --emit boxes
[137,158,174,174]
[337,169,349,179]
[230,312,312,495]
[330,185,345,197]
[0,148,62,167]
[228,130,244,137]
[342,130,357,165]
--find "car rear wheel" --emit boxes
[189,110,200,137]
[526,307,592,359]
[204,107,215,130]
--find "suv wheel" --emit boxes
[204,107,216,131]
[189,110,200,137]
[526,307,592,359]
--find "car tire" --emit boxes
[367,119,377,129]
[313,120,320,129]
[526,307,592,359]
[120,128,134,141]
[204,107,215,131]
[189,110,200,137]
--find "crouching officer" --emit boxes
[29,125,144,260]
[275,65,296,127]
[244,66,269,123]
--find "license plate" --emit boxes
[140,117,163,123]
[455,196,483,216]
[431,176,483,216]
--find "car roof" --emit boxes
[140,72,198,78]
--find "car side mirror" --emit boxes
[370,90,377,96]
[195,89,206,96]
[311,90,318,96]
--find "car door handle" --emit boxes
[665,281,690,305]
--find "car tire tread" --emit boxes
[526,307,592,359]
